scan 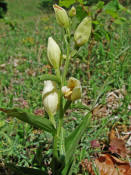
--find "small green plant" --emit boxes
[0,4,92,175]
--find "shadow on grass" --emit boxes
[0,164,48,175]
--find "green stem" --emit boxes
[55,67,61,81]
[62,55,70,85]
[64,100,72,113]
[52,80,64,161]
[53,132,58,159]
[57,89,64,135]
[52,28,71,171]
[62,31,70,85]
[49,113,58,159]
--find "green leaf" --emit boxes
[39,74,61,84]
[59,0,83,8]
[0,108,56,134]
[76,6,88,21]
[65,112,91,161]
[96,1,104,9]
[59,0,75,8]
[62,112,92,174]
[62,159,73,175]
[103,0,120,12]
[6,164,48,175]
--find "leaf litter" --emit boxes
[80,127,131,175]
[80,85,131,174]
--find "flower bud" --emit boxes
[62,77,82,101]
[53,4,69,28]
[74,17,92,47]
[69,6,76,17]
[42,80,59,116]
[47,37,61,69]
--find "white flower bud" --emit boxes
[53,4,69,28]
[69,6,76,17]
[62,77,82,101]
[42,80,59,115]
[74,17,92,47]
[47,37,61,69]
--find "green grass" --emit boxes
[0,0,131,174]
[7,0,41,19]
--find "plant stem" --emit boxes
[64,100,72,113]
[52,28,71,172]
[53,81,64,161]
[57,88,64,135]
[87,38,94,80]
[53,132,58,159]
[55,67,61,81]
[62,30,70,85]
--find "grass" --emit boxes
[0,0,131,174]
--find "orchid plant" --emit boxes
[0,4,92,175]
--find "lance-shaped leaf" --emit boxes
[62,112,91,174]
[0,108,56,135]
[6,164,48,175]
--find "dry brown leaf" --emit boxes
[34,108,44,116]
[81,154,131,175]
[26,68,36,76]
[109,129,117,141]
[93,105,108,118]
[109,138,127,158]
[106,88,126,114]
[109,129,127,158]
[13,98,29,108]
[90,140,100,148]
[127,136,131,146]
[92,87,127,118]
[13,59,19,67]
[0,63,6,68]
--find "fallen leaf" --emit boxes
[127,136,131,146]
[109,129,117,141]
[106,88,125,112]
[13,59,19,67]
[0,63,6,68]
[81,154,131,175]
[26,68,36,76]
[34,108,44,116]
[22,100,29,108]
[93,105,108,118]
[109,138,127,158]
[90,140,100,148]
[109,129,127,158]
[13,98,29,108]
